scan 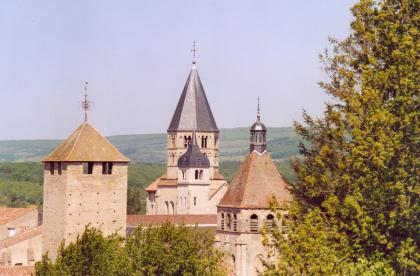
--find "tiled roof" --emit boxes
[0,226,42,249]
[127,215,217,227]
[0,266,34,276]
[218,151,292,208]
[145,175,177,192]
[168,66,218,132]
[43,122,129,162]
[0,207,36,224]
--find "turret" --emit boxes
[250,97,267,154]
[176,130,211,214]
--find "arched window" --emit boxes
[227,213,232,229]
[231,254,235,266]
[182,169,186,180]
[233,214,238,231]
[195,170,199,179]
[266,214,274,229]
[184,197,187,206]
[170,201,175,214]
[250,214,259,232]
[199,170,203,179]
[193,197,197,206]
[165,201,169,215]
[220,213,225,230]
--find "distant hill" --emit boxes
[0,127,300,163]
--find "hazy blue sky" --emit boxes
[0,0,356,140]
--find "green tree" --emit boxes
[35,227,131,276]
[264,0,419,274]
[126,222,225,275]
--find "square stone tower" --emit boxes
[42,122,129,260]
[145,62,227,215]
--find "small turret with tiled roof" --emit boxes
[215,105,292,276]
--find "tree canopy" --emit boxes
[36,223,225,276]
[264,0,419,274]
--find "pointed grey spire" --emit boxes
[168,67,218,132]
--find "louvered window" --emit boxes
[250,214,259,232]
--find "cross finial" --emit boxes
[257,96,261,121]
[191,41,198,65]
[82,81,90,122]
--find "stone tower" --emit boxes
[166,61,220,179]
[177,130,211,214]
[216,109,292,276]
[145,59,227,215]
[42,122,129,260]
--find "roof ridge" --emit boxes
[66,122,86,161]
[86,123,130,162]
[240,153,257,206]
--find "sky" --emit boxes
[0,0,356,140]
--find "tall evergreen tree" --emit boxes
[264,0,419,274]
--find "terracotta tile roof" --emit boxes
[218,151,292,208]
[0,266,34,276]
[145,174,177,192]
[0,226,42,249]
[0,207,36,224]
[43,122,130,162]
[127,215,217,226]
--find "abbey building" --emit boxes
[145,62,228,215]
[0,56,291,276]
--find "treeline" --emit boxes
[0,160,295,213]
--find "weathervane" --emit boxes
[191,41,198,65]
[82,81,91,122]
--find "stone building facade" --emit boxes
[216,112,292,276]
[41,122,130,260]
[145,62,227,215]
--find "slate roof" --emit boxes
[168,66,218,132]
[218,151,292,208]
[0,266,35,276]
[43,122,129,162]
[0,207,37,224]
[177,132,210,168]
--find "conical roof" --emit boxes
[43,122,129,162]
[218,152,291,208]
[168,66,218,132]
[177,131,210,168]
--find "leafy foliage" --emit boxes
[36,224,225,276]
[265,0,419,274]
[126,223,225,275]
[35,227,131,276]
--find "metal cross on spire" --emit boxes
[257,96,261,121]
[191,41,198,65]
[82,81,91,122]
